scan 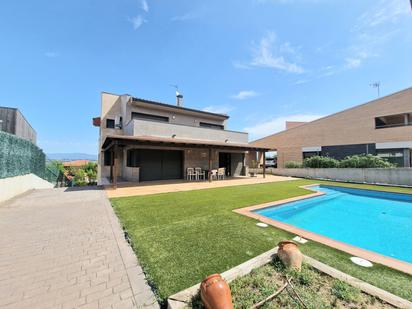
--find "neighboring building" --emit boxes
[94,92,268,185]
[0,106,36,144]
[252,87,412,168]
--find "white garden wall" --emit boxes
[0,173,54,203]
[272,168,412,187]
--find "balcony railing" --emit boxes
[124,119,249,144]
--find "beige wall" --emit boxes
[98,92,250,183]
[252,88,412,167]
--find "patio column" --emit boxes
[208,148,212,182]
[110,148,114,182]
[262,151,266,178]
[113,143,118,189]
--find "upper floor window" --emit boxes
[375,113,411,129]
[132,112,169,123]
[199,122,224,130]
[106,119,115,129]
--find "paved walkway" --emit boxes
[0,188,158,309]
[106,174,295,198]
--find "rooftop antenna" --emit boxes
[170,84,184,107]
[370,82,380,98]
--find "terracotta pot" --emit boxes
[200,274,233,309]
[277,240,303,271]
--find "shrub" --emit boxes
[84,162,97,183]
[285,161,303,168]
[74,169,87,186]
[339,154,395,168]
[303,156,339,168]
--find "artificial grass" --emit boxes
[111,179,412,302]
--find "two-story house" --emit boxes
[94,92,268,186]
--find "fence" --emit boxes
[0,131,46,179]
[271,168,412,187]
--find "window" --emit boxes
[199,122,224,130]
[303,151,321,159]
[106,119,115,129]
[376,149,405,167]
[131,112,169,123]
[375,113,411,129]
[104,150,112,166]
[127,149,140,167]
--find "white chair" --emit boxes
[187,168,196,181]
[217,168,226,180]
[195,167,205,181]
[210,169,218,180]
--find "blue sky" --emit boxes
[0,0,411,154]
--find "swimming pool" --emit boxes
[254,185,412,264]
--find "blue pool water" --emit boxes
[255,185,412,263]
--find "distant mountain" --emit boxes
[46,153,97,162]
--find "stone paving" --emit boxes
[0,187,159,309]
[106,174,294,198]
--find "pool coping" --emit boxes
[233,184,412,276]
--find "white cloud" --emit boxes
[231,90,260,100]
[344,58,361,69]
[141,0,149,12]
[356,0,409,29]
[203,106,233,114]
[293,79,309,85]
[245,114,324,140]
[45,52,58,58]
[129,15,146,30]
[237,32,304,74]
[345,0,410,70]
[171,11,199,22]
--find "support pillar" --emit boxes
[113,144,118,189]
[110,149,113,183]
[263,151,266,178]
[208,148,212,182]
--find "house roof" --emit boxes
[131,97,230,120]
[63,160,91,167]
[102,135,270,151]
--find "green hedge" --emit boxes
[303,156,340,168]
[0,131,46,179]
[285,161,303,168]
[284,155,395,169]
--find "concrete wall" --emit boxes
[0,107,36,144]
[0,173,54,203]
[126,119,248,144]
[273,168,412,187]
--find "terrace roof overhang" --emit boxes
[101,135,271,152]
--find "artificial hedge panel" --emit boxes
[0,131,46,179]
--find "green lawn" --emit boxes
[111,179,412,303]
